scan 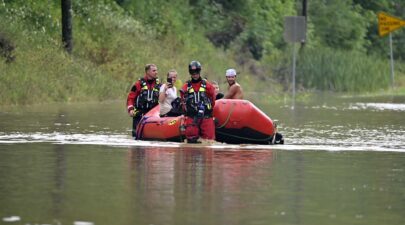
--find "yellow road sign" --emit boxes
[378,12,405,37]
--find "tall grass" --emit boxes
[298,48,391,92]
[0,0,245,105]
[0,37,126,105]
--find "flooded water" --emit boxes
[0,95,404,225]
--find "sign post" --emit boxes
[284,16,306,109]
[377,12,405,89]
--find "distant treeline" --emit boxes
[0,0,404,105]
[117,0,405,60]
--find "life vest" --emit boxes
[135,78,161,112]
[184,79,213,117]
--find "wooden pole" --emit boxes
[302,0,307,18]
[61,0,72,53]
[300,0,307,49]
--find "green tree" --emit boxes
[190,0,295,60]
[308,0,372,52]
[353,0,405,60]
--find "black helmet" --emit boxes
[188,60,201,75]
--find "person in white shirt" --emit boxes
[159,69,181,117]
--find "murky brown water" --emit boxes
[1,95,404,225]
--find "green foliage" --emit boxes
[0,0,248,105]
[297,47,390,92]
[1,0,61,38]
[190,0,295,60]
[115,0,195,44]
[0,0,404,106]
[308,0,372,52]
[0,24,125,105]
[355,0,405,60]
[268,46,393,93]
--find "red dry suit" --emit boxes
[181,78,216,141]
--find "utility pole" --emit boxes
[301,0,307,49]
[302,0,307,17]
[61,0,72,53]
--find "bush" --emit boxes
[298,47,390,92]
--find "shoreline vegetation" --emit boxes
[0,0,404,106]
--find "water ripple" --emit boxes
[0,131,404,152]
[349,103,405,112]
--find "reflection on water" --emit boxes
[0,145,275,225]
[124,148,272,224]
[1,145,404,225]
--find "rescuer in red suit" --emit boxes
[127,64,161,138]
[180,61,216,143]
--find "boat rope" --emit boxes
[216,102,236,129]
[216,130,273,143]
[136,116,162,140]
[135,116,150,140]
[177,116,186,142]
[271,132,277,144]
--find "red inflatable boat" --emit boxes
[135,99,284,144]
